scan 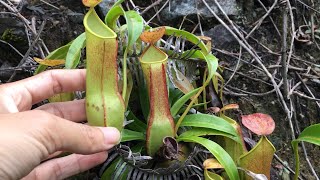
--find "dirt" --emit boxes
[0,0,319,179]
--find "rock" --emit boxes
[160,0,239,21]
[97,0,116,16]
[204,24,237,49]
[0,15,29,64]
[67,10,84,24]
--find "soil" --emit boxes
[0,0,319,179]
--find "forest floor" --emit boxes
[0,0,319,179]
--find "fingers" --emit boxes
[34,111,120,155]
[36,99,86,122]
[1,69,86,112]
[22,152,108,180]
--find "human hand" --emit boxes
[0,69,120,180]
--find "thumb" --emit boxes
[37,111,120,155]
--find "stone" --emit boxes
[67,10,84,24]
[97,0,116,16]
[204,24,237,49]
[160,0,239,21]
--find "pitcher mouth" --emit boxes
[99,144,206,179]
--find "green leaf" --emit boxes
[105,5,125,31]
[48,92,74,102]
[112,0,125,8]
[178,127,241,143]
[170,88,200,117]
[180,114,239,137]
[173,51,219,134]
[292,124,320,180]
[220,114,247,161]
[126,110,147,133]
[164,26,209,55]
[65,33,86,69]
[178,50,218,85]
[239,136,275,179]
[205,53,219,85]
[293,124,320,146]
[105,5,144,100]
[168,81,184,106]
[121,129,145,142]
[34,44,71,74]
[178,136,240,180]
[101,158,122,180]
[121,11,143,98]
[204,170,224,180]
[124,10,144,47]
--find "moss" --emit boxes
[1,28,24,42]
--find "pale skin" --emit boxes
[0,69,120,180]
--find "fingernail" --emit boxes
[99,127,120,147]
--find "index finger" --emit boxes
[0,69,86,112]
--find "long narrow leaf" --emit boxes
[34,44,71,74]
[178,127,241,143]
[164,26,209,55]
[177,136,240,180]
[174,51,218,133]
[180,114,239,137]
[121,129,145,142]
[121,10,143,98]
[126,110,147,132]
[204,170,224,180]
[170,88,200,117]
[65,33,86,69]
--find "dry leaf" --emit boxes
[203,158,224,169]
[34,57,65,66]
[198,35,212,52]
[220,104,239,112]
[241,113,275,136]
[140,27,166,44]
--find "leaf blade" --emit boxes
[178,136,240,180]
[178,127,241,143]
[65,33,86,69]
[170,88,200,117]
[180,114,239,137]
[121,129,145,142]
[34,44,71,74]
[292,124,320,180]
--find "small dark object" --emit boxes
[158,137,179,160]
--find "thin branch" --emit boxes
[7,20,46,82]
[202,0,295,140]
[140,0,162,14]
[293,91,320,102]
[281,3,289,98]
[224,46,242,86]
[146,0,169,24]
[296,72,320,109]
[246,0,279,38]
